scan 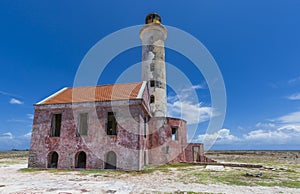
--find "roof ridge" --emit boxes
[71,82,143,89]
[36,82,145,105]
[36,87,68,105]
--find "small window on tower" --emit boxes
[171,127,178,141]
[150,80,155,87]
[150,63,155,71]
[150,95,155,103]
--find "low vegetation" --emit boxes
[2,150,300,189]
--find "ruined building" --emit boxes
[28,13,212,171]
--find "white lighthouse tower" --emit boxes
[140,13,167,117]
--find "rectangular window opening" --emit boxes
[171,127,178,141]
[77,113,88,136]
[50,114,62,137]
[150,80,155,87]
[144,116,147,138]
[107,112,117,135]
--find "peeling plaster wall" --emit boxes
[147,117,188,164]
[140,23,167,117]
[28,100,149,171]
[184,143,215,163]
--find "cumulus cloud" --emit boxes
[255,122,276,129]
[198,128,240,145]
[286,93,300,100]
[168,101,212,124]
[0,131,31,150]
[9,98,23,105]
[167,85,213,124]
[196,111,300,149]
[243,129,291,143]
[276,111,300,124]
[197,126,300,148]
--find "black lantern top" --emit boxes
[145,13,162,24]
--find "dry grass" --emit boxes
[3,150,300,189]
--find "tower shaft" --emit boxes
[140,13,167,117]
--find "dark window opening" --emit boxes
[149,80,165,89]
[150,95,155,103]
[47,151,58,168]
[77,113,88,136]
[150,80,155,87]
[171,127,178,141]
[107,112,117,135]
[50,114,61,137]
[156,81,162,88]
[144,116,147,138]
[150,63,155,71]
[75,151,86,169]
[105,151,117,169]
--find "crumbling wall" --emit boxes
[28,100,148,171]
[184,143,214,163]
[147,117,187,164]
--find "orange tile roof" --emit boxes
[37,82,144,105]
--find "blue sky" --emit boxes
[0,1,299,150]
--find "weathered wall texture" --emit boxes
[184,143,215,163]
[140,23,167,117]
[29,99,150,171]
[147,117,187,164]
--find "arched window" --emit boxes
[150,95,155,103]
[75,151,86,169]
[105,151,117,169]
[47,151,58,168]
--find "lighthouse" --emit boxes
[140,13,167,117]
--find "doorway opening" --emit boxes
[105,151,117,169]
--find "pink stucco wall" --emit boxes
[29,99,150,171]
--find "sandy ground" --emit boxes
[0,160,299,194]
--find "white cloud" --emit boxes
[23,132,32,138]
[168,101,212,124]
[181,84,205,92]
[255,122,275,129]
[277,124,300,132]
[9,98,23,105]
[0,131,31,150]
[288,76,300,85]
[167,85,213,125]
[276,111,300,124]
[243,129,290,143]
[287,93,300,100]
[1,132,13,139]
[0,90,22,98]
[196,114,300,149]
[27,114,34,119]
[198,128,240,145]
